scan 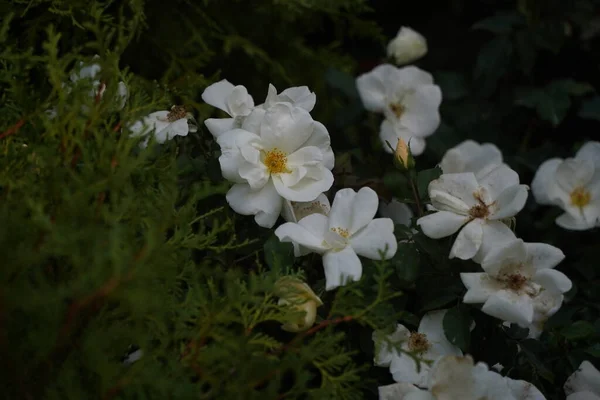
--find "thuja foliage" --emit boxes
[2,0,600,399]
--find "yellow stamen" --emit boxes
[389,102,405,118]
[263,148,291,174]
[408,332,430,353]
[331,227,350,238]
[570,186,591,208]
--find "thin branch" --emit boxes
[0,118,25,140]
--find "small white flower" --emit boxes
[564,361,600,400]
[373,310,462,387]
[387,26,428,65]
[417,165,529,260]
[218,103,334,228]
[201,79,255,138]
[379,198,413,227]
[439,140,505,180]
[281,193,331,223]
[129,105,197,148]
[532,141,600,230]
[356,64,441,156]
[274,277,323,333]
[275,187,397,290]
[123,349,144,365]
[258,84,316,112]
[379,355,546,400]
[461,236,570,327]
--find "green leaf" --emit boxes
[561,321,596,340]
[420,293,457,313]
[383,171,412,200]
[520,339,555,383]
[392,242,420,285]
[474,36,512,96]
[417,167,442,200]
[551,79,594,96]
[434,71,468,101]
[472,13,525,34]
[263,234,295,272]
[325,67,360,99]
[579,96,600,121]
[585,343,600,358]
[443,306,472,352]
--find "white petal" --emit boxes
[379,199,414,226]
[260,103,314,153]
[531,158,563,205]
[272,167,334,202]
[201,79,236,114]
[241,108,266,134]
[217,129,262,183]
[440,140,503,176]
[204,118,237,138]
[490,184,529,220]
[532,269,572,293]
[556,159,595,193]
[117,81,128,109]
[380,120,427,156]
[302,121,335,170]
[226,181,282,228]
[567,392,600,400]
[417,211,469,239]
[479,164,521,202]
[481,238,528,278]
[472,220,517,264]
[390,354,431,387]
[275,214,330,255]
[350,218,397,259]
[525,242,565,270]
[482,290,534,326]
[356,64,398,112]
[267,85,317,111]
[400,84,442,138]
[328,187,379,234]
[322,247,363,290]
[449,219,483,260]
[373,324,410,367]
[378,383,424,400]
[169,118,191,137]
[461,273,503,304]
[576,141,600,169]
[226,85,255,116]
[565,361,600,396]
[418,310,462,357]
[428,355,486,399]
[505,378,546,400]
[429,172,480,211]
[394,65,434,87]
[556,213,596,231]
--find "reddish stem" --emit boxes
[0,118,25,139]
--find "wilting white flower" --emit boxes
[378,355,546,400]
[123,348,144,365]
[275,187,397,290]
[564,361,600,400]
[440,140,505,179]
[532,141,600,230]
[201,79,255,138]
[356,64,441,156]
[217,103,334,228]
[461,235,570,327]
[258,84,316,112]
[387,26,428,65]
[128,106,197,148]
[282,193,331,223]
[379,198,413,226]
[373,310,462,387]
[274,276,323,333]
[417,165,529,260]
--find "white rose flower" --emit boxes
[281,193,331,223]
[379,355,546,400]
[461,236,570,327]
[356,64,441,156]
[275,187,397,290]
[379,198,413,227]
[387,26,428,65]
[128,105,197,148]
[201,79,255,138]
[274,277,323,333]
[531,141,600,230]
[373,310,462,387]
[416,165,529,260]
[258,84,316,112]
[565,361,600,400]
[439,140,505,179]
[217,104,334,228]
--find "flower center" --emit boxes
[293,201,329,220]
[505,273,528,291]
[330,227,350,238]
[389,102,405,119]
[264,148,291,174]
[408,332,430,353]
[167,105,187,122]
[469,191,490,219]
[570,186,591,208]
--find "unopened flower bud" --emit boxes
[274,277,323,332]
[387,27,427,65]
[394,138,415,171]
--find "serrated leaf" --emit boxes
[417,167,442,200]
[442,306,472,352]
[263,234,295,271]
[579,96,600,121]
[561,321,595,340]
[472,13,525,34]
